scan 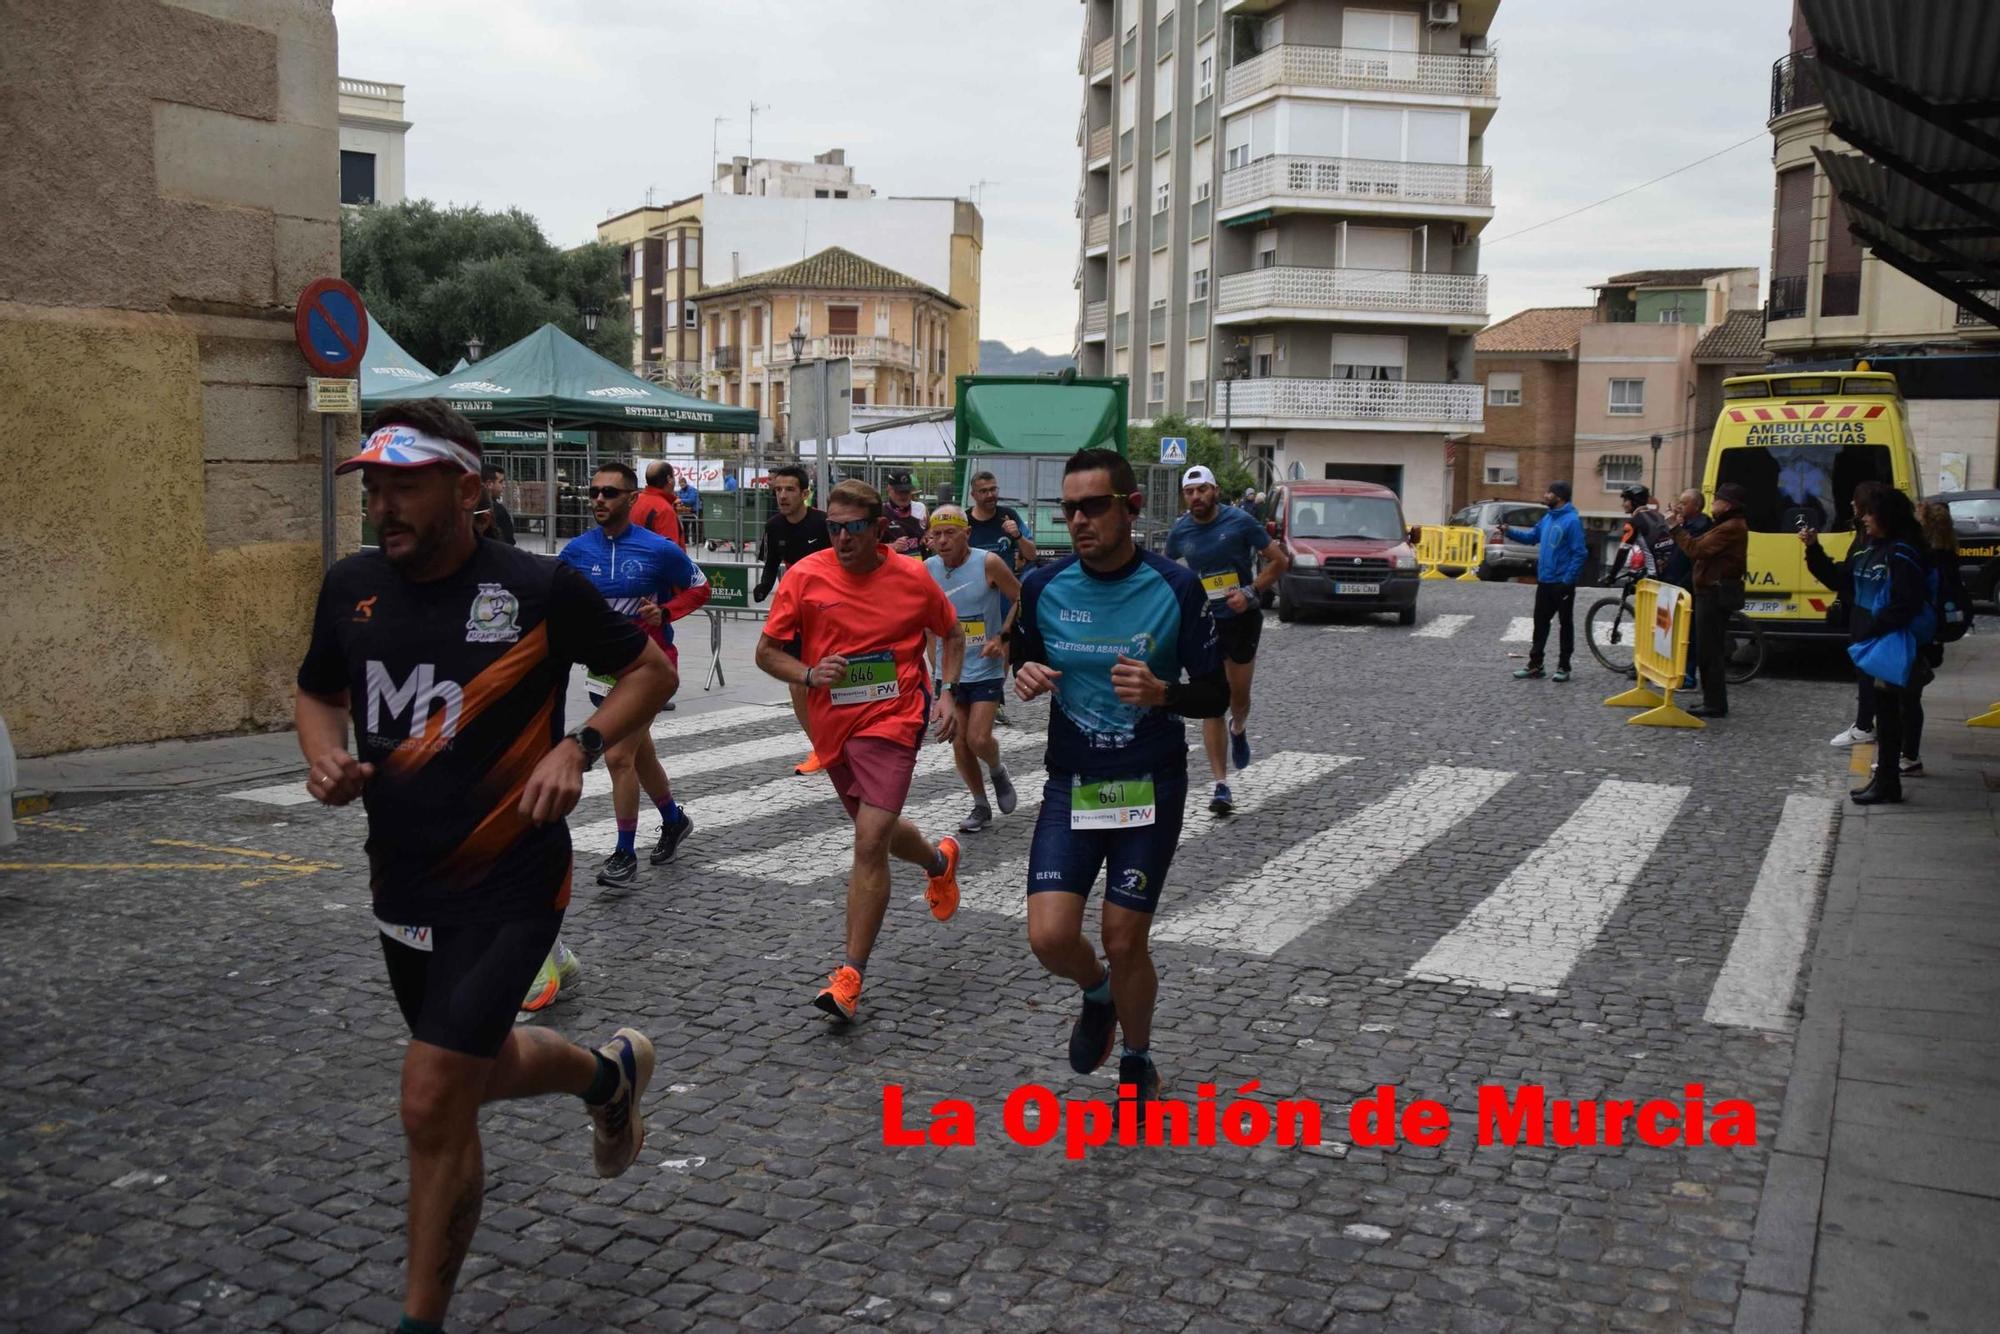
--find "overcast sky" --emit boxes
[335,0,1791,353]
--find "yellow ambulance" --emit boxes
[1702,368,1921,635]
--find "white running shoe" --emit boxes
[588,1028,654,1178]
[1829,725,1875,748]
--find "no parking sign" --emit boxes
[294,277,369,378]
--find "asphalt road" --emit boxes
[0,579,1865,1332]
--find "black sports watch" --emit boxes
[565,724,605,770]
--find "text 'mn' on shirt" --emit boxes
[1015,548,1220,779]
[296,540,646,926]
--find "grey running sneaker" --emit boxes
[958,804,993,833]
[991,767,1018,816]
[588,1027,654,1178]
[596,849,639,890]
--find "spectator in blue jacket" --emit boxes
[1498,480,1588,681]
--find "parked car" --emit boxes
[1447,500,1547,580]
[1943,489,2000,610]
[1269,480,1421,624]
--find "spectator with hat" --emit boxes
[882,471,926,555]
[1669,481,1751,718]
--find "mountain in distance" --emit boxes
[978,340,1074,376]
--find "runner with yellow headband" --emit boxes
[924,505,1024,832]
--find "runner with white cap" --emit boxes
[1162,464,1289,816]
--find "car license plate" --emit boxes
[1334,581,1380,596]
[1744,599,1789,614]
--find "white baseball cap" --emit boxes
[1181,465,1216,488]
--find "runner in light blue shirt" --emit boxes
[923,506,1023,833]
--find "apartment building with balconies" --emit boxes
[1074,0,1498,521]
[1764,1,1999,493]
[599,194,706,389]
[690,246,959,444]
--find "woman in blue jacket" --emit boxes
[1801,481,1931,806]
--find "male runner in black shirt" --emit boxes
[754,464,834,773]
[295,399,676,1334]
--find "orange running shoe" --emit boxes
[925,836,961,922]
[813,965,863,1022]
[794,752,825,775]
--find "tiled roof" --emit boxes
[1693,308,1769,362]
[1475,306,1594,354]
[694,246,960,306]
[1599,267,1747,287]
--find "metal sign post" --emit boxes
[294,278,369,571]
[790,358,853,503]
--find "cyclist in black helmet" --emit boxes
[1618,484,1672,580]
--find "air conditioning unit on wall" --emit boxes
[1427,1,1460,26]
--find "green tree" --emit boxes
[1128,412,1255,499]
[340,200,631,372]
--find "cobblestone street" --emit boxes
[0,581,1883,1331]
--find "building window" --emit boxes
[1484,450,1520,486]
[1255,229,1277,269]
[340,150,377,205]
[815,189,830,198]
[1188,377,1207,403]
[1608,378,1645,415]
[1191,267,1209,301]
[1602,456,1644,490]
[684,305,698,328]
[1198,54,1213,99]
[1486,371,1522,406]
[1331,333,1406,381]
[1657,306,1685,323]
[835,189,849,199]
[1154,181,1170,213]
[1149,369,1166,401]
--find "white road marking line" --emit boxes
[1411,614,1473,640]
[580,729,813,800]
[224,703,789,807]
[572,729,1040,854]
[1703,794,1839,1030]
[1501,616,1534,642]
[1408,779,1689,995]
[1155,764,1512,953]
[956,752,1358,920]
[222,783,316,807]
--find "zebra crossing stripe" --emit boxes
[1702,794,1839,1030]
[1408,778,1689,995]
[580,728,818,800]
[955,752,1358,920]
[1411,614,1472,639]
[222,782,316,807]
[1155,764,1512,954]
[1501,616,1534,642]
[571,728,1041,855]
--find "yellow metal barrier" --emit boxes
[1604,578,1702,729]
[1416,526,1488,581]
[1970,702,2000,728]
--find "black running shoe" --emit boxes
[649,809,694,865]
[596,849,639,889]
[1209,782,1234,817]
[1117,1052,1161,1105]
[1068,988,1118,1074]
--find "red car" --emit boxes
[1267,480,1421,624]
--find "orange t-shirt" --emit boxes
[764,547,957,760]
[631,488,683,546]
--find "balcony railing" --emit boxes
[1955,291,1999,327]
[1770,50,1823,121]
[710,345,742,371]
[1768,274,1809,322]
[1223,377,1483,426]
[1224,43,1498,105]
[1083,300,1108,338]
[1085,213,1110,250]
[1089,36,1113,80]
[772,335,915,366]
[1215,266,1489,319]
[1088,124,1112,162]
[1221,155,1493,212]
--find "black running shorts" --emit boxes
[1216,611,1263,665]
[379,911,564,1058]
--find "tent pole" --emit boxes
[544,417,556,552]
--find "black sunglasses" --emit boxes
[828,517,877,537]
[1060,493,1124,521]
[587,486,626,499]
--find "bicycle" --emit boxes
[1584,560,1765,685]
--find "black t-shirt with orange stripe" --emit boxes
[297,540,646,926]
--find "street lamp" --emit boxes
[465,334,484,363]
[1649,433,1664,496]
[789,327,806,363]
[582,303,602,334]
[1221,354,1245,467]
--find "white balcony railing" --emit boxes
[773,335,916,366]
[1215,266,1488,318]
[1224,377,1483,426]
[1221,155,1493,212]
[1224,44,1497,106]
[1085,213,1110,249]
[1083,301,1108,338]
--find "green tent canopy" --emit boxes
[358,312,441,407]
[370,324,757,434]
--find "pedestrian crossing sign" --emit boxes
[1159,436,1187,464]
